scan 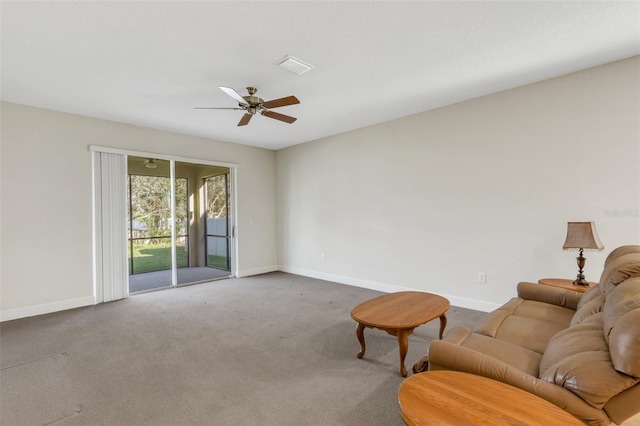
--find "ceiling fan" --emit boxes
[195,86,300,126]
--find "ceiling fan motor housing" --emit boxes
[238,86,264,115]
[242,96,263,106]
[242,87,263,110]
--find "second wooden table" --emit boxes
[350,291,449,377]
[538,278,597,293]
[398,370,584,425]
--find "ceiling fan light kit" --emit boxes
[195,86,300,127]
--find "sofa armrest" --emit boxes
[427,340,608,425]
[517,281,582,310]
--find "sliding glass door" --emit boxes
[92,145,238,303]
[126,156,234,293]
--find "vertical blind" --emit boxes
[93,151,128,303]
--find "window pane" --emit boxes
[207,236,229,269]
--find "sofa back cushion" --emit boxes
[572,285,605,326]
[577,283,603,310]
[539,318,606,373]
[539,317,639,408]
[603,277,640,377]
[598,253,640,297]
[603,245,640,266]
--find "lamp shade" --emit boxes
[562,222,604,250]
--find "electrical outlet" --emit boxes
[477,272,487,283]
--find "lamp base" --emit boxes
[573,250,589,286]
[573,275,590,286]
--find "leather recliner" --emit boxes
[420,245,640,425]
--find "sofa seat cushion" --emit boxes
[511,299,575,326]
[494,315,566,354]
[473,298,572,354]
[539,320,640,409]
[442,326,542,377]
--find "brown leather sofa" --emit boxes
[420,245,640,425]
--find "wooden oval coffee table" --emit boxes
[351,291,449,377]
[398,370,584,425]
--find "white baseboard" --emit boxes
[0,296,95,322]
[278,266,415,293]
[236,265,279,278]
[278,265,501,313]
[0,267,500,322]
[444,295,502,313]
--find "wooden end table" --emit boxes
[350,291,449,377]
[398,370,584,425]
[538,278,597,293]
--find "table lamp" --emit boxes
[562,222,604,285]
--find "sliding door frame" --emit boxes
[90,145,239,300]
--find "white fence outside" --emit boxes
[207,217,229,257]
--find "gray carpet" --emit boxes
[0,272,486,426]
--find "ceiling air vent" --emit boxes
[277,55,314,75]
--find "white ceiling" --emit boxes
[2,1,639,150]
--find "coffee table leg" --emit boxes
[397,328,409,377]
[438,313,447,340]
[356,322,366,359]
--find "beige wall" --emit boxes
[2,57,638,319]
[276,57,640,311]
[1,103,277,319]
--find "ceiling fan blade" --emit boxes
[194,107,243,110]
[237,113,252,126]
[262,110,297,124]
[220,86,248,105]
[261,95,300,109]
